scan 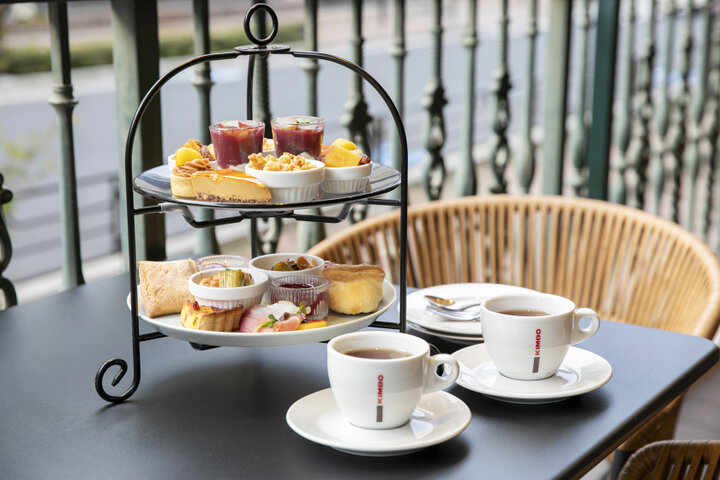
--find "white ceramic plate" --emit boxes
[452,344,613,404]
[129,279,396,347]
[407,283,534,337]
[286,389,471,456]
[406,322,483,344]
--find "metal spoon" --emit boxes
[425,304,482,321]
[424,295,484,311]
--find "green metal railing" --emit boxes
[1,0,719,301]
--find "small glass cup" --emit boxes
[269,274,329,321]
[209,120,265,168]
[196,255,249,271]
[271,116,325,159]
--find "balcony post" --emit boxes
[250,0,281,255]
[517,0,538,194]
[0,174,17,308]
[48,1,84,289]
[342,0,372,222]
[296,0,326,251]
[421,0,448,201]
[541,0,573,195]
[389,0,406,200]
[111,0,166,262]
[587,0,621,200]
[488,0,511,194]
[457,0,478,196]
[192,0,219,255]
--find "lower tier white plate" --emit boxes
[286,389,471,456]
[452,344,612,404]
[128,280,396,347]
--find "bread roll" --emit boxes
[137,259,198,318]
[322,264,385,314]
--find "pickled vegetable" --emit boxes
[200,269,253,288]
[270,256,314,271]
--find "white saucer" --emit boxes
[407,322,483,344]
[286,389,471,456]
[452,345,612,404]
[407,283,534,338]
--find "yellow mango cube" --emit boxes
[297,320,328,330]
[175,146,203,166]
[325,146,363,167]
[330,138,357,150]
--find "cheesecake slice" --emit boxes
[171,158,212,197]
[191,169,272,203]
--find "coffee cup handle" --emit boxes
[423,354,460,393]
[571,308,600,344]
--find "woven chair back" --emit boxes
[618,440,720,479]
[309,195,720,338]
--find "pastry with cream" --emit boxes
[322,263,385,314]
[170,158,212,197]
[191,169,272,203]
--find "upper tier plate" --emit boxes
[134,164,401,211]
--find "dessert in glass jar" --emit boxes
[209,120,265,168]
[271,116,325,159]
[269,274,329,321]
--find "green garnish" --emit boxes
[296,118,310,125]
[255,314,278,332]
[222,120,240,128]
[296,301,307,314]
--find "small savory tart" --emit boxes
[180,299,244,332]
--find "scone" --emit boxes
[322,264,385,314]
[180,300,243,332]
[137,259,198,317]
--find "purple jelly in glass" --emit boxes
[209,120,264,168]
[271,116,325,159]
[269,274,329,321]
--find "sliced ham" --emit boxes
[239,301,302,333]
[273,313,304,332]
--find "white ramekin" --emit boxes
[321,162,372,194]
[246,159,325,203]
[188,268,268,310]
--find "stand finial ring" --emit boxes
[244,3,278,46]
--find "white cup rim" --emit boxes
[328,331,428,361]
[483,292,575,318]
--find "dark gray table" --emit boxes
[1,275,717,479]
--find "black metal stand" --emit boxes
[95,3,409,404]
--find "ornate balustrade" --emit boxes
[1,0,719,301]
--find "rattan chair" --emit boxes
[618,440,720,479]
[308,195,720,460]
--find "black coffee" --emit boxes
[344,348,412,359]
[498,309,549,316]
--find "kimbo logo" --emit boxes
[376,375,384,422]
[533,328,542,373]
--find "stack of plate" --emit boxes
[406,283,534,343]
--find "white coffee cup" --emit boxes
[327,331,459,429]
[481,293,600,381]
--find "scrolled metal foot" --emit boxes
[95,358,138,403]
